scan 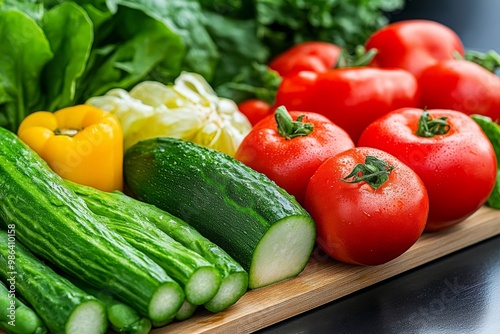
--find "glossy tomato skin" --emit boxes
[418,59,500,122]
[268,41,342,77]
[365,19,465,77]
[273,70,319,113]
[235,111,355,206]
[305,147,429,266]
[358,108,497,231]
[238,99,273,126]
[274,68,420,143]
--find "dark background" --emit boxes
[258,1,500,333]
[388,0,500,53]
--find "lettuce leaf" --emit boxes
[0,9,53,132]
[40,1,93,110]
[74,4,185,101]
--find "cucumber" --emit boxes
[66,180,248,312]
[0,230,107,334]
[174,301,197,321]
[124,137,316,289]
[0,127,184,323]
[0,280,47,334]
[103,216,221,306]
[63,275,152,334]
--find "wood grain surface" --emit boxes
[157,206,500,334]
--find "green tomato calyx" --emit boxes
[416,110,450,137]
[275,106,314,140]
[342,155,394,190]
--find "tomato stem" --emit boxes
[336,45,378,68]
[275,106,314,140]
[458,49,500,73]
[416,111,450,137]
[342,155,394,190]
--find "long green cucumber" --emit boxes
[0,230,107,334]
[66,180,248,312]
[103,216,221,306]
[0,127,183,323]
[124,137,316,289]
[0,280,47,334]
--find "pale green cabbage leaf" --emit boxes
[86,72,251,156]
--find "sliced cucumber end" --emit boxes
[175,300,197,321]
[185,267,222,305]
[204,271,249,313]
[249,216,316,289]
[66,300,107,334]
[148,282,185,323]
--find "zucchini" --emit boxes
[0,230,107,334]
[66,180,248,312]
[124,137,316,289]
[0,280,47,334]
[0,127,184,323]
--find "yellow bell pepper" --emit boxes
[17,105,123,192]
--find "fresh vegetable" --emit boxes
[17,104,123,192]
[0,230,107,334]
[64,180,248,313]
[0,280,47,334]
[305,148,429,266]
[358,108,497,231]
[274,67,420,142]
[103,216,221,306]
[86,72,251,156]
[63,275,152,334]
[0,126,184,323]
[174,301,197,322]
[268,41,342,77]
[417,59,500,122]
[365,19,465,77]
[237,99,273,126]
[235,106,355,205]
[471,114,500,209]
[124,137,316,289]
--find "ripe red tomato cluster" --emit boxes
[235,19,499,266]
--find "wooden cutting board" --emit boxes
[157,205,500,334]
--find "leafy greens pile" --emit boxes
[0,0,404,132]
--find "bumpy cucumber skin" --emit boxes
[0,231,106,334]
[0,128,178,322]
[66,181,248,312]
[124,137,315,273]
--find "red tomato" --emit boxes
[418,59,500,122]
[235,107,355,206]
[238,99,273,126]
[268,41,342,77]
[365,19,465,77]
[305,147,429,266]
[358,108,497,231]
